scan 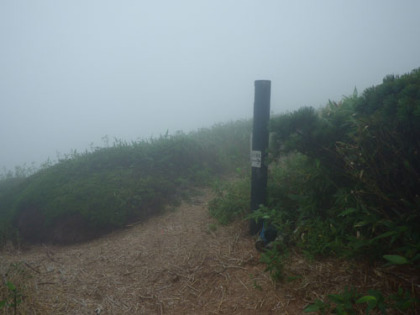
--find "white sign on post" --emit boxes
[251,150,262,168]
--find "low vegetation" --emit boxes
[210,68,420,313]
[0,120,252,246]
[1,68,419,313]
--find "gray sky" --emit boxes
[1,0,420,172]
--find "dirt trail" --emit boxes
[1,189,305,314]
[3,188,416,314]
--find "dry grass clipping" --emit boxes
[1,188,419,314]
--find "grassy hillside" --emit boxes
[1,69,419,313]
[0,120,251,245]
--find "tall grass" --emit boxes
[0,120,251,245]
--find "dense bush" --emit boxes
[208,175,250,225]
[209,68,420,264]
[263,68,420,262]
[0,121,251,245]
[207,69,420,313]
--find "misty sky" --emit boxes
[1,0,420,172]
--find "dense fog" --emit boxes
[1,0,419,171]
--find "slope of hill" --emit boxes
[0,120,252,246]
[1,68,419,313]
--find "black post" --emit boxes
[249,80,271,235]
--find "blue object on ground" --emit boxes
[260,222,278,245]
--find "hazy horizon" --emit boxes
[1,0,420,172]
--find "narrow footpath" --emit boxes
[2,188,406,314]
[1,189,305,314]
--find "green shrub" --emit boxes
[0,263,29,313]
[0,121,251,245]
[208,176,250,225]
[304,286,418,314]
[265,68,420,262]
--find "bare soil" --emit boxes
[1,188,418,314]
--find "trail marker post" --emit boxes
[249,80,271,235]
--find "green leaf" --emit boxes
[354,221,368,228]
[328,294,344,304]
[371,230,397,241]
[304,304,321,312]
[383,255,409,265]
[339,208,358,217]
[6,281,16,291]
[356,295,377,304]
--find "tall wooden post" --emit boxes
[249,80,271,234]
